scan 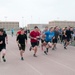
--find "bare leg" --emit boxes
[2,49,6,62]
[33,46,37,57]
[0,52,1,62]
[20,50,24,60]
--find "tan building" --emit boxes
[49,21,75,28]
[27,21,75,31]
[0,22,19,30]
[27,24,49,30]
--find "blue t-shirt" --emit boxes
[11,29,14,33]
[44,31,55,42]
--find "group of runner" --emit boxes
[0,26,75,62]
[16,26,74,59]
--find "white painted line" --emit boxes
[25,62,43,75]
[7,35,75,74]
[8,49,43,75]
[42,56,75,72]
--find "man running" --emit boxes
[64,27,72,49]
[11,28,14,37]
[41,26,48,50]
[17,29,27,60]
[29,26,40,57]
[52,26,59,50]
[0,28,8,62]
[44,27,55,55]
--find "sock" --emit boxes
[46,48,48,52]
[2,56,4,58]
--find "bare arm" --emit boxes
[0,41,3,44]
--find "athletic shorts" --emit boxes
[74,36,75,40]
[31,42,38,47]
[66,38,70,42]
[0,47,2,52]
[52,38,57,43]
[0,44,6,52]
[62,35,67,40]
[19,44,25,51]
[12,32,13,34]
[45,40,51,44]
[41,39,45,43]
[3,44,6,49]
[44,41,52,47]
[37,41,40,46]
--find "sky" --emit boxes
[0,0,75,27]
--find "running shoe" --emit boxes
[21,57,24,60]
[33,54,37,57]
[64,47,67,49]
[29,47,32,51]
[2,56,6,62]
[44,51,47,55]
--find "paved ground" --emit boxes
[0,35,75,75]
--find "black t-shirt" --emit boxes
[0,33,7,46]
[0,35,3,46]
[66,30,71,38]
[70,31,73,34]
[3,33,7,44]
[54,31,59,39]
[17,34,27,45]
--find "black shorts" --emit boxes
[45,40,51,44]
[52,38,57,43]
[62,35,66,40]
[31,42,38,47]
[12,32,13,34]
[0,47,2,52]
[0,44,6,52]
[63,37,70,42]
[67,38,70,42]
[19,44,25,51]
[74,36,75,40]
[2,44,6,49]
[37,41,40,46]
[41,39,45,43]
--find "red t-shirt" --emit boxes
[37,31,41,36]
[17,30,21,35]
[30,30,40,42]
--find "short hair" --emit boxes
[49,27,53,30]
[19,28,23,30]
[45,26,48,28]
[0,28,4,32]
[34,26,38,29]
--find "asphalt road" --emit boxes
[0,35,75,75]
